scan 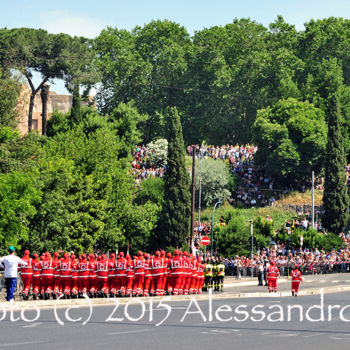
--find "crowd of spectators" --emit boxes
[209,244,350,277]
[130,145,166,183]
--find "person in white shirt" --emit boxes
[0,246,28,301]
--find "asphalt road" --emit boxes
[1,292,350,350]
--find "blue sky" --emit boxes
[2,0,350,93]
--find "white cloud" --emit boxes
[39,10,107,38]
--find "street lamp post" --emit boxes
[211,199,222,256]
[249,220,254,279]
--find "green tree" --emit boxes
[156,107,191,248]
[322,93,350,233]
[195,157,231,207]
[0,171,41,254]
[252,98,327,183]
[0,69,20,128]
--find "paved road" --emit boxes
[1,292,350,350]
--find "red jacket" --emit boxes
[108,259,116,277]
[71,259,79,278]
[266,266,280,280]
[32,259,41,277]
[144,259,152,278]
[151,257,164,277]
[89,260,97,277]
[291,269,302,281]
[59,259,72,278]
[41,258,54,278]
[97,259,109,279]
[133,257,145,276]
[79,260,90,278]
[116,258,128,277]
[171,257,183,276]
[52,258,60,278]
[20,257,33,276]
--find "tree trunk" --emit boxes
[28,93,35,133]
[24,71,48,133]
[40,84,50,135]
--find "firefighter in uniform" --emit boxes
[216,260,225,292]
[291,264,303,297]
[212,260,219,291]
[203,260,213,291]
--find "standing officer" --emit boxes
[291,264,303,297]
[266,260,280,293]
[0,246,28,302]
[203,260,213,291]
[52,252,61,299]
[216,259,225,292]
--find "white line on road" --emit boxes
[0,341,44,347]
[105,329,153,336]
[22,322,42,328]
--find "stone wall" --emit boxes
[16,84,93,135]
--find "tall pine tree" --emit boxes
[322,92,349,233]
[156,107,191,248]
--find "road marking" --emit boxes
[22,322,42,328]
[0,341,44,347]
[105,329,152,336]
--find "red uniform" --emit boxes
[170,252,183,295]
[88,255,97,294]
[20,251,33,298]
[126,255,134,296]
[197,260,205,294]
[189,256,198,294]
[96,255,109,295]
[32,255,42,298]
[52,252,61,296]
[41,253,54,296]
[70,255,79,296]
[133,252,145,296]
[78,255,90,294]
[108,254,117,295]
[116,253,128,296]
[59,254,72,296]
[183,254,192,295]
[162,252,171,292]
[291,267,303,296]
[143,254,152,296]
[266,263,280,292]
[151,253,165,296]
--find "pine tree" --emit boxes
[69,85,82,127]
[157,107,191,248]
[322,93,349,233]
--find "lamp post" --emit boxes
[211,199,222,256]
[249,220,254,278]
